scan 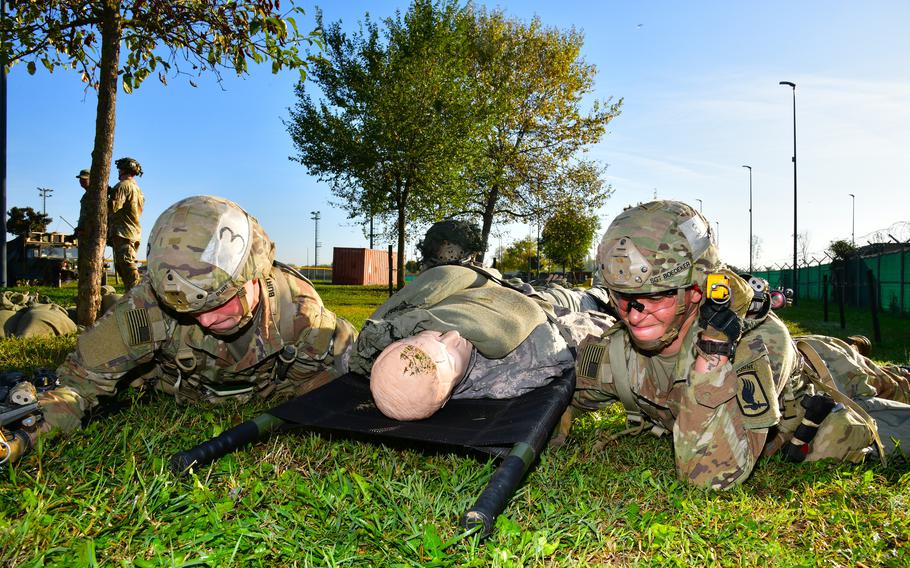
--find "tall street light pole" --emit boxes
[38,187,54,215]
[310,211,321,267]
[780,81,798,303]
[1,0,8,286]
[848,193,855,245]
[742,165,753,272]
[715,221,720,249]
[695,198,703,213]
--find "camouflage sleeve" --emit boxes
[673,362,768,490]
[284,276,358,388]
[109,183,126,213]
[571,331,620,411]
[39,284,166,432]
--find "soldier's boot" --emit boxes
[846,335,872,357]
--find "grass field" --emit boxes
[0,285,907,566]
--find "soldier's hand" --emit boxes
[548,406,576,448]
[698,301,743,345]
[725,272,755,318]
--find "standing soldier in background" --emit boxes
[72,169,91,239]
[108,157,144,290]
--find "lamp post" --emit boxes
[715,221,720,248]
[38,186,54,215]
[779,80,798,303]
[848,193,855,245]
[695,198,703,213]
[310,211,321,267]
[742,165,753,272]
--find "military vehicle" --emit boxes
[5,232,78,287]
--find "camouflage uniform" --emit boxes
[108,159,144,290]
[571,200,910,490]
[38,196,356,433]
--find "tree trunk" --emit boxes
[478,184,500,263]
[395,179,408,289]
[77,0,121,326]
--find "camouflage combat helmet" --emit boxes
[597,200,719,293]
[115,157,143,177]
[597,200,720,351]
[146,196,275,317]
[416,219,485,269]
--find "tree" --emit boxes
[498,236,546,273]
[829,239,857,261]
[7,207,51,237]
[797,231,812,265]
[464,8,620,258]
[751,234,763,268]
[4,1,316,324]
[540,202,599,274]
[287,1,486,287]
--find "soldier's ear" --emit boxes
[688,286,703,305]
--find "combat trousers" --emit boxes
[112,236,141,291]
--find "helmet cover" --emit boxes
[597,200,720,294]
[115,157,143,177]
[146,195,275,313]
[416,219,485,269]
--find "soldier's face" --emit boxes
[193,280,261,333]
[616,287,702,345]
[79,177,90,190]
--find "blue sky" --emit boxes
[7,1,910,269]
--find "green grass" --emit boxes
[0,286,908,566]
[780,298,909,365]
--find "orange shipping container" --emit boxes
[332,247,397,285]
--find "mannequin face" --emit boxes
[370,330,474,420]
[192,279,261,333]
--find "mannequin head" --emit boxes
[370,330,474,420]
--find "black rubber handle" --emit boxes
[462,455,527,536]
[170,419,261,475]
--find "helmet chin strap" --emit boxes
[627,288,695,353]
[207,283,259,336]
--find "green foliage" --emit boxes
[287,1,487,286]
[829,239,859,261]
[465,8,620,255]
[4,0,319,326]
[2,1,317,86]
[1,286,909,564]
[499,236,547,273]
[7,207,52,237]
[540,203,599,271]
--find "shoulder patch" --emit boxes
[736,370,770,417]
[577,342,606,381]
[125,308,152,345]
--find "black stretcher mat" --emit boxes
[269,370,575,457]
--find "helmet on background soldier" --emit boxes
[146,196,275,324]
[115,157,143,177]
[596,200,721,350]
[416,219,485,270]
